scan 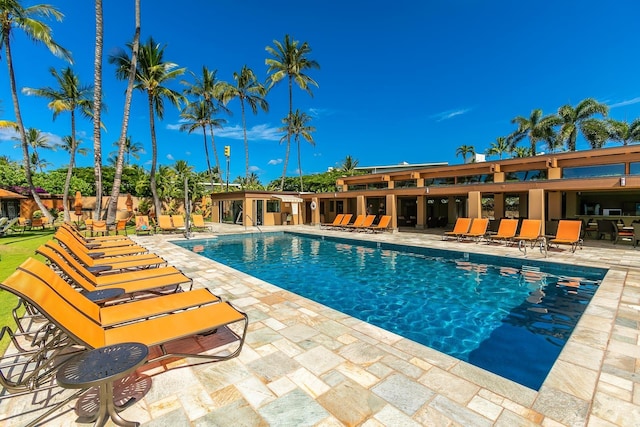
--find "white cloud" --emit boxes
[268,158,283,165]
[610,97,640,109]
[166,154,174,161]
[166,123,182,130]
[249,165,261,172]
[0,127,19,141]
[430,108,472,122]
[216,124,284,141]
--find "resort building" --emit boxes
[211,144,640,235]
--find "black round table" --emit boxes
[56,342,148,427]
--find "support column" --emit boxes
[547,191,562,220]
[311,197,320,226]
[356,195,366,216]
[528,188,545,233]
[468,191,482,218]
[416,195,425,229]
[493,193,505,219]
[386,194,397,232]
[519,192,529,218]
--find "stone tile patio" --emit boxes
[1,223,639,426]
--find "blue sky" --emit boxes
[2,0,640,184]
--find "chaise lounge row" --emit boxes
[0,222,247,402]
[443,217,583,254]
[321,214,392,233]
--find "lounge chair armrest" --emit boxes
[85,243,101,249]
[87,265,113,273]
[88,252,105,259]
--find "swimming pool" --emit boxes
[176,232,606,390]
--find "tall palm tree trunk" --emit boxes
[106,0,140,224]
[200,123,214,190]
[280,78,293,190]
[3,30,53,221]
[241,100,249,180]
[92,0,104,220]
[209,124,222,184]
[62,112,77,222]
[148,93,161,216]
[297,136,303,192]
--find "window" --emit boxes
[266,200,280,213]
[562,164,624,178]
[394,180,417,188]
[505,170,547,181]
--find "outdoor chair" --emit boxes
[13,217,28,233]
[459,218,489,242]
[157,215,176,233]
[91,220,108,236]
[547,220,583,253]
[38,243,191,294]
[20,258,217,328]
[326,214,352,229]
[171,215,186,232]
[0,217,18,236]
[633,223,640,247]
[52,237,167,269]
[442,217,472,241]
[55,228,148,257]
[135,215,153,235]
[513,219,543,255]
[114,218,129,235]
[60,222,133,245]
[342,214,365,230]
[612,223,634,245]
[0,263,248,393]
[364,215,392,233]
[320,214,344,229]
[351,215,376,231]
[191,214,213,232]
[486,218,518,245]
[596,219,615,241]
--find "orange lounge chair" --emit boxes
[191,214,212,232]
[38,242,191,292]
[172,215,186,232]
[442,218,472,240]
[514,219,543,255]
[135,215,153,235]
[55,229,148,257]
[364,215,392,233]
[321,214,344,229]
[60,223,133,246]
[326,214,353,229]
[47,239,167,269]
[1,263,248,370]
[158,215,177,233]
[460,218,489,242]
[487,218,519,245]
[351,215,376,231]
[547,220,583,253]
[56,226,137,249]
[343,214,366,230]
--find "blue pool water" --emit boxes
[176,232,606,390]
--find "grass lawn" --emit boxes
[0,229,56,354]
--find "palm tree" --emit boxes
[606,118,640,146]
[22,66,93,221]
[265,34,320,190]
[14,128,51,173]
[455,145,475,163]
[581,118,610,149]
[110,36,186,216]
[557,98,608,151]
[92,0,104,219]
[340,155,359,175]
[59,135,88,157]
[510,109,561,155]
[29,151,50,172]
[106,0,140,224]
[118,136,143,166]
[512,146,532,158]
[179,100,216,189]
[1,0,71,222]
[279,110,315,191]
[485,137,510,159]
[182,66,228,182]
[221,65,268,181]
